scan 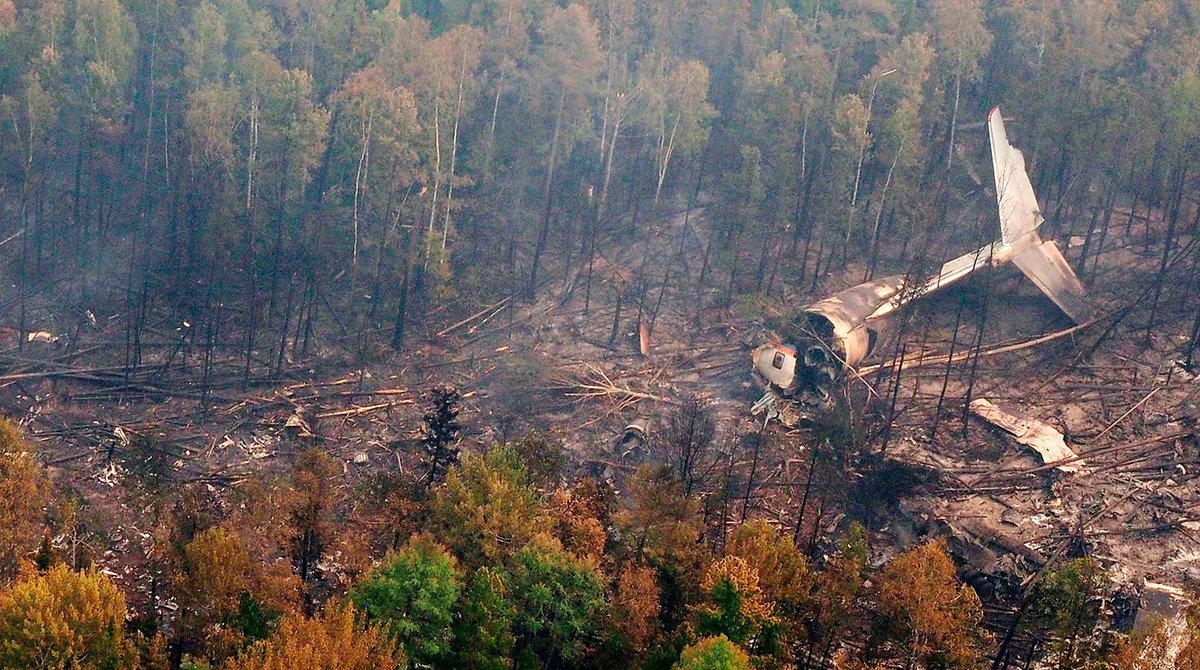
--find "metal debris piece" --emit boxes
[617,421,647,457]
[969,398,1083,473]
[96,461,123,486]
[236,432,276,459]
[26,330,59,343]
[285,411,314,438]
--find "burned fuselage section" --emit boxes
[752,276,907,423]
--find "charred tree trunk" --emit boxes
[651,158,706,331]
[1146,160,1186,339]
[585,114,624,316]
[276,274,296,376]
[1185,308,1200,371]
[740,420,766,522]
[716,445,737,553]
[200,259,220,413]
[608,282,624,345]
[527,90,567,300]
[392,203,426,349]
[793,439,821,545]
[960,288,992,442]
[1076,181,1110,278]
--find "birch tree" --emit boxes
[642,58,714,207]
[524,3,602,298]
[928,0,991,170]
[333,62,420,269]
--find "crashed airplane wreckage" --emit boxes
[752,108,1093,425]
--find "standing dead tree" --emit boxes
[656,396,718,497]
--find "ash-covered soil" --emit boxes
[3,195,1198,618]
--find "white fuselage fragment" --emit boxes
[969,398,1083,473]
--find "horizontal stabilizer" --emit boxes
[1010,239,1093,324]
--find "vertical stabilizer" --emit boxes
[988,107,1044,245]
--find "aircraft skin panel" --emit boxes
[988,107,1043,245]
[1010,239,1094,324]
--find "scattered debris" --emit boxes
[969,398,1083,473]
[236,433,275,460]
[2,128,1196,644]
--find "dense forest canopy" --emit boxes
[3,0,1200,669]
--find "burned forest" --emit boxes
[1,0,1200,668]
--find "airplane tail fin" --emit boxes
[987,107,1093,324]
[988,107,1043,247]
